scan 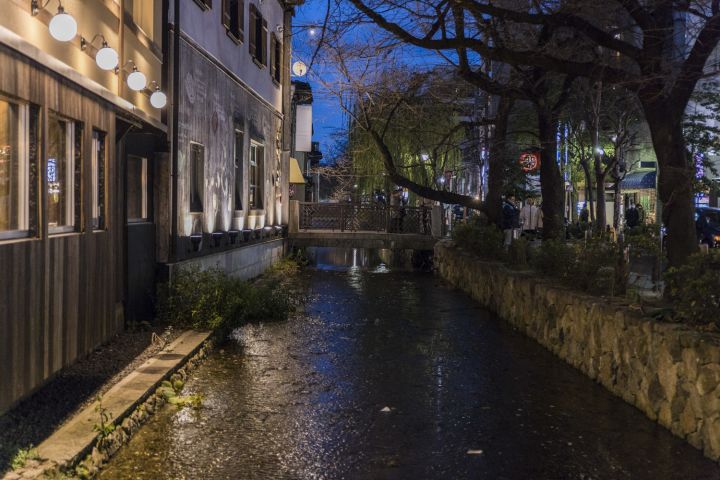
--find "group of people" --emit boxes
[502,195,543,246]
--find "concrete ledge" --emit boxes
[435,240,720,461]
[34,330,211,468]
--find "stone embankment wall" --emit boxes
[435,240,720,460]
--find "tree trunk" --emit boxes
[579,163,594,224]
[595,168,607,233]
[643,108,698,267]
[485,96,513,227]
[538,110,565,239]
[613,177,622,231]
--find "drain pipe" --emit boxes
[170,0,180,262]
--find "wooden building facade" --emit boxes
[0,0,166,414]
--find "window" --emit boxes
[132,0,154,40]
[270,33,282,84]
[190,143,204,213]
[92,130,107,229]
[47,114,77,233]
[249,142,263,209]
[0,97,29,238]
[249,4,267,66]
[127,155,148,222]
[222,0,244,43]
[234,129,244,211]
[193,0,212,10]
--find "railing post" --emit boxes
[431,205,443,238]
[340,204,345,232]
[289,200,300,233]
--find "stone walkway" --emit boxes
[2,330,210,479]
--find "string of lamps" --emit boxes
[31,0,167,108]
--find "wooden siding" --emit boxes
[0,45,124,414]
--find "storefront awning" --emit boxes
[620,170,656,190]
[290,157,306,184]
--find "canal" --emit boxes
[101,248,719,479]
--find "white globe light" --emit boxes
[150,90,167,109]
[48,9,77,42]
[127,69,147,91]
[95,44,119,71]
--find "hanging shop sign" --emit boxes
[519,151,541,173]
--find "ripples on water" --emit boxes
[101,248,719,480]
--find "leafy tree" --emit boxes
[347,0,720,266]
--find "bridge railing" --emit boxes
[298,202,432,235]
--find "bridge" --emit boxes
[288,201,443,250]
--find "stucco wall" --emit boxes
[175,36,286,239]
[171,0,284,110]
[435,240,720,460]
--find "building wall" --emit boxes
[174,36,285,240]
[168,238,285,280]
[170,0,285,111]
[0,46,124,415]
[0,0,164,126]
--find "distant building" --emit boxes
[290,80,322,201]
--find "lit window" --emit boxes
[0,97,29,238]
[92,130,107,229]
[190,143,204,213]
[234,129,244,211]
[127,155,148,222]
[47,114,77,233]
[249,142,263,209]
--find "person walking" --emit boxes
[519,198,540,239]
[502,194,520,247]
[626,203,639,229]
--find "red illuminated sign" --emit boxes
[519,151,540,173]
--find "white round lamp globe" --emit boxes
[49,8,77,42]
[150,90,167,109]
[95,44,119,71]
[127,69,147,91]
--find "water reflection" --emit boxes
[100,260,720,480]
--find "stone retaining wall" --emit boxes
[435,240,720,460]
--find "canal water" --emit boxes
[101,248,719,479]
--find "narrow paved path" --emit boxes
[101,267,720,479]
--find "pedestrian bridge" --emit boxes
[288,201,442,250]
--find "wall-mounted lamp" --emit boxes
[127,67,147,91]
[32,1,77,42]
[81,34,119,71]
[150,86,167,109]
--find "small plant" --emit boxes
[92,396,115,439]
[625,223,663,258]
[11,446,40,470]
[156,267,292,333]
[508,237,529,268]
[451,222,506,261]
[665,250,720,326]
[531,238,620,295]
[530,239,577,279]
[158,380,203,409]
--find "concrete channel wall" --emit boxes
[435,240,720,460]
